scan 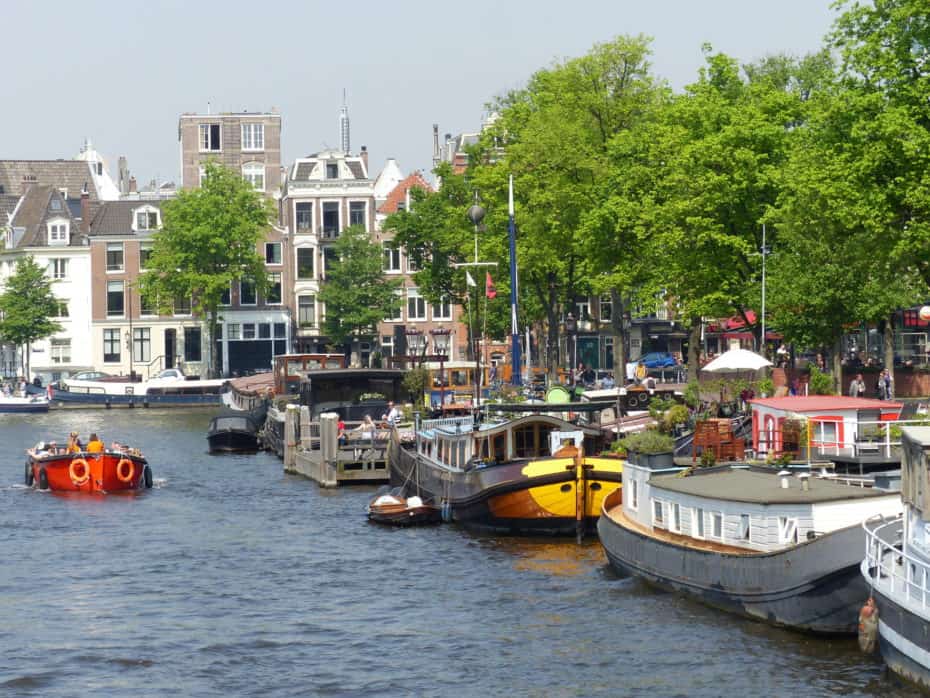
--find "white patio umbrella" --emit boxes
[702,348,772,373]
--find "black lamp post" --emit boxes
[565,312,577,384]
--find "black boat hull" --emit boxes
[598,509,868,634]
[207,430,260,453]
[867,576,930,690]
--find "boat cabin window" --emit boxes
[475,437,489,460]
[670,503,683,533]
[492,433,506,462]
[630,480,638,510]
[693,508,705,539]
[739,514,752,542]
[712,512,723,540]
[653,499,665,528]
[777,516,798,544]
[514,424,554,459]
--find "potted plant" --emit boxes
[622,429,676,468]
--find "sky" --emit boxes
[5,0,838,188]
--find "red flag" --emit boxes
[485,272,497,299]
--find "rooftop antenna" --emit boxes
[339,89,350,154]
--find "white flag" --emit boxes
[465,270,477,287]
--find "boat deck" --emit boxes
[604,504,756,556]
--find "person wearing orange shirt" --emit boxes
[86,433,104,453]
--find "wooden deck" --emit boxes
[604,504,757,556]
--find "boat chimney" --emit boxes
[798,472,811,492]
[778,470,791,489]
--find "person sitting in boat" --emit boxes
[382,401,401,428]
[337,420,347,446]
[110,441,128,453]
[86,433,104,453]
[47,441,59,455]
[66,432,83,453]
[357,415,376,440]
[2,383,10,397]
[31,441,50,457]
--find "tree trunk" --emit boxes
[687,317,702,383]
[610,289,627,382]
[23,341,29,382]
[546,308,559,381]
[207,308,218,379]
[883,312,895,374]
[832,335,843,394]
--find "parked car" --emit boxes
[638,352,678,369]
[69,371,112,381]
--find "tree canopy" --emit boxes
[138,162,273,376]
[0,256,62,378]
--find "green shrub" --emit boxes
[683,381,701,408]
[623,429,675,454]
[808,365,834,395]
[402,367,429,402]
[664,404,690,431]
[757,377,774,396]
[699,448,716,468]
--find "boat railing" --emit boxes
[757,418,928,459]
[863,515,930,607]
[421,415,474,432]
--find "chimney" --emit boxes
[360,145,368,173]
[20,175,35,195]
[799,473,811,492]
[778,470,791,489]
[129,176,137,194]
[80,183,90,233]
[118,156,129,195]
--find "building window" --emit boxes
[298,295,316,327]
[199,123,221,151]
[103,328,120,362]
[140,292,155,316]
[322,247,337,275]
[693,508,705,539]
[432,297,452,321]
[174,296,192,316]
[241,123,264,151]
[133,327,151,363]
[407,288,426,321]
[349,201,366,228]
[386,290,403,322]
[106,281,124,317]
[653,499,665,527]
[322,202,340,238]
[267,272,282,304]
[381,335,394,357]
[240,278,256,305]
[54,300,68,318]
[295,202,312,232]
[48,221,69,245]
[242,323,256,339]
[274,323,286,339]
[50,258,67,280]
[50,338,70,364]
[383,244,401,272]
[184,327,202,362]
[227,323,240,340]
[220,284,231,306]
[139,244,152,269]
[242,162,265,192]
[326,162,339,179]
[407,252,419,273]
[198,166,207,186]
[739,514,752,542]
[712,512,723,539]
[575,300,590,321]
[265,242,282,265]
[258,323,271,339]
[600,295,612,322]
[106,242,124,272]
[296,248,314,279]
[135,209,159,230]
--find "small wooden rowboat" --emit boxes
[26,444,153,493]
[367,492,442,526]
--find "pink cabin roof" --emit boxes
[750,396,903,413]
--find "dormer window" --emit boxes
[50,199,62,211]
[132,206,161,231]
[47,218,70,246]
[326,163,339,179]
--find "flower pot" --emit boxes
[627,450,675,468]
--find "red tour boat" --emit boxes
[25,442,153,493]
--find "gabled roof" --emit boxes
[750,395,903,413]
[0,160,100,201]
[89,200,165,236]
[8,185,89,248]
[373,158,404,200]
[377,172,432,214]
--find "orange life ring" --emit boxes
[116,457,135,483]
[69,457,90,485]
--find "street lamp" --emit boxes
[565,312,577,384]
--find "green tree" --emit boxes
[0,256,62,379]
[318,224,401,359]
[138,162,273,377]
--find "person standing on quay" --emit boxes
[849,373,866,398]
[877,369,894,400]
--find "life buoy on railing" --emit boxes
[69,457,90,485]
[116,457,135,483]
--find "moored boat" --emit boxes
[207,403,268,453]
[26,443,153,493]
[389,412,622,536]
[367,490,442,526]
[599,459,901,633]
[49,369,224,408]
[861,427,930,689]
[0,395,49,413]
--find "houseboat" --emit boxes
[50,369,225,408]
[862,427,930,689]
[0,394,49,413]
[26,443,153,493]
[599,458,901,633]
[388,412,622,536]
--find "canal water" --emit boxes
[0,409,921,697]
